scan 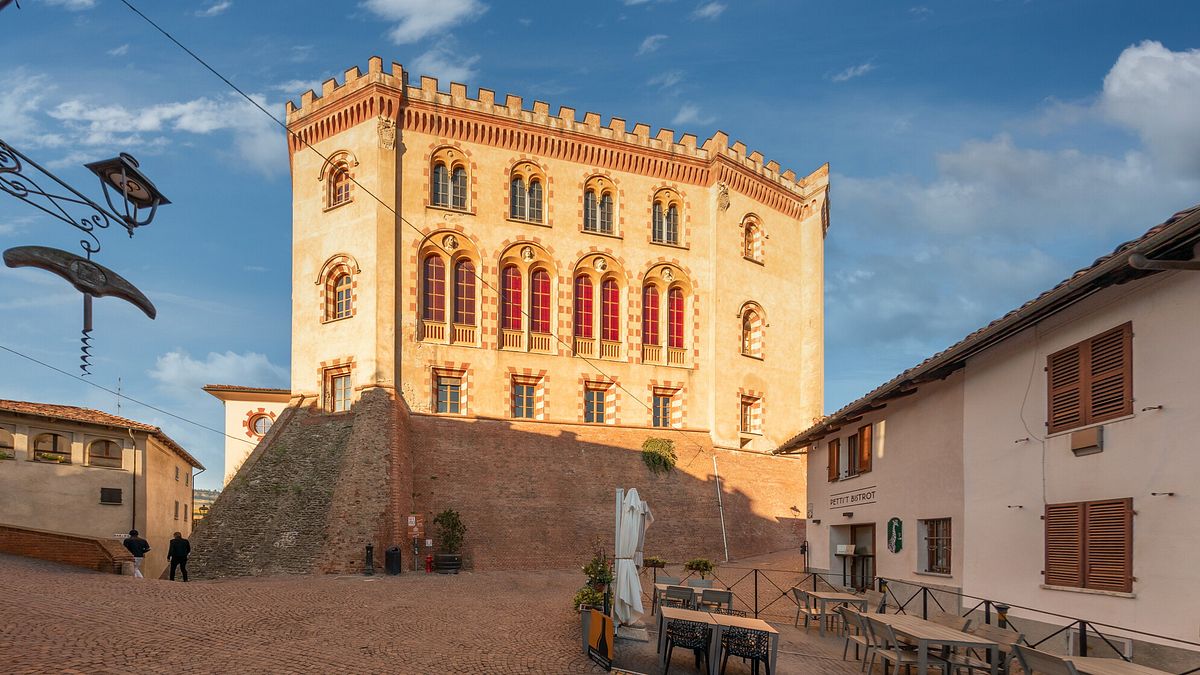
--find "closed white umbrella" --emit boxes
[613,488,654,625]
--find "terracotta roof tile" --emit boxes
[0,399,205,469]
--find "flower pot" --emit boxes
[433,553,462,574]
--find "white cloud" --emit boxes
[637,34,668,56]
[411,45,481,84]
[45,0,95,10]
[517,17,532,26]
[691,2,726,20]
[149,350,287,401]
[273,79,324,95]
[107,44,130,57]
[648,70,684,89]
[832,62,875,82]
[1100,40,1200,178]
[195,1,232,17]
[362,0,487,44]
[910,6,932,17]
[671,103,713,127]
[243,265,269,273]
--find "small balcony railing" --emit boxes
[641,343,663,364]
[421,321,446,343]
[573,337,596,358]
[667,347,687,367]
[501,329,525,351]
[529,332,553,353]
[600,340,621,360]
[451,323,476,345]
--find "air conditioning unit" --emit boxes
[1066,627,1133,660]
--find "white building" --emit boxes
[782,204,1200,668]
[202,385,291,486]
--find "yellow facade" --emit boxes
[284,59,827,451]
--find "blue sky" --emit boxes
[2,0,1199,489]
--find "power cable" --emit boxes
[116,0,718,467]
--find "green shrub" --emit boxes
[582,553,613,585]
[433,509,466,554]
[684,557,715,579]
[641,438,677,475]
[0,450,14,460]
[573,585,605,610]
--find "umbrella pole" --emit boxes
[713,456,730,562]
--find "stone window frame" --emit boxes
[649,187,686,248]
[506,368,548,421]
[316,254,361,324]
[432,366,468,415]
[506,159,549,226]
[582,174,620,237]
[741,213,765,264]
[739,301,766,360]
[86,438,124,469]
[319,358,356,414]
[318,150,358,212]
[243,408,278,439]
[417,232,483,346]
[648,381,685,429]
[428,145,475,213]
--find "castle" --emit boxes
[193,58,826,576]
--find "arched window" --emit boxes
[530,269,551,334]
[451,167,468,209]
[501,265,522,331]
[88,440,122,468]
[599,193,613,234]
[332,273,353,320]
[584,190,597,231]
[668,287,685,349]
[642,285,660,345]
[744,223,759,260]
[510,178,527,219]
[329,166,351,208]
[741,306,763,357]
[573,275,594,338]
[652,189,682,245]
[528,180,543,222]
[422,255,446,322]
[33,433,69,463]
[453,260,476,326]
[601,278,620,342]
[432,163,450,207]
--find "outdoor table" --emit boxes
[1065,657,1173,675]
[805,590,868,637]
[710,612,779,675]
[875,613,1000,675]
[657,607,720,675]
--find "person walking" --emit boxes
[122,529,150,578]
[167,532,191,582]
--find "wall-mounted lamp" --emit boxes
[1150,492,1176,497]
[1142,405,1163,412]
[1014,437,1030,444]
[1006,505,1024,509]
[842,512,854,518]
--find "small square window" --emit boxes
[585,387,607,424]
[436,376,462,414]
[324,367,353,413]
[512,381,536,419]
[174,500,180,520]
[739,396,761,435]
[920,518,952,575]
[100,488,122,505]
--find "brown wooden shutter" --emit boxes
[1087,323,1133,425]
[827,439,840,482]
[1047,345,1084,434]
[1044,502,1084,587]
[857,424,873,474]
[1083,498,1133,593]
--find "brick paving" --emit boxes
[0,552,863,674]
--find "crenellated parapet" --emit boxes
[285,58,828,220]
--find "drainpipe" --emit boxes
[1127,250,1200,271]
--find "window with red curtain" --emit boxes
[601,279,620,342]
[668,286,684,348]
[574,275,594,338]
[422,255,445,322]
[530,269,551,334]
[642,285,660,345]
[501,265,522,331]
[453,259,475,325]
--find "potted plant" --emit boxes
[573,585,606,612]
[582,553,613,591]
[643,556,667,569]
[433,508,466,574]
[684,557,715,579]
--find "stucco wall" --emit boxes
[961,270,1200,643]
[217,398,289,486]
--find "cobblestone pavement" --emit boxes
[0,551,857,674]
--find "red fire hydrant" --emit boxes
[425,554,433,574]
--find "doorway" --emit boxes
[849,523,875,591]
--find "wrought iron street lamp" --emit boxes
[0,138,168,374]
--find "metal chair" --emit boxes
[663,618,712,674]
[661,585,696,610]
[699,589,734,612]
[719,626,772,675]
[836,605,873,670]
[865,616,950,675]
[710,607,747,617]
[1012,644,1081,675]
[657,575,682,586]
[652,576,682,614]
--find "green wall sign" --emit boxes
[887,517,903,553]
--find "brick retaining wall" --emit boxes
[0,524,133,574]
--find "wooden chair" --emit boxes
[699,589,734,613]
[836,605,873,670]
[795,588,837,632]
[865,616,950,675]
[1012,645,1082,675]
[928,610,972,632]
[863,589,886,613]
[942,624,1025,675]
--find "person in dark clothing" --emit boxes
[122,529,150,578]
[167,532,190,582]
